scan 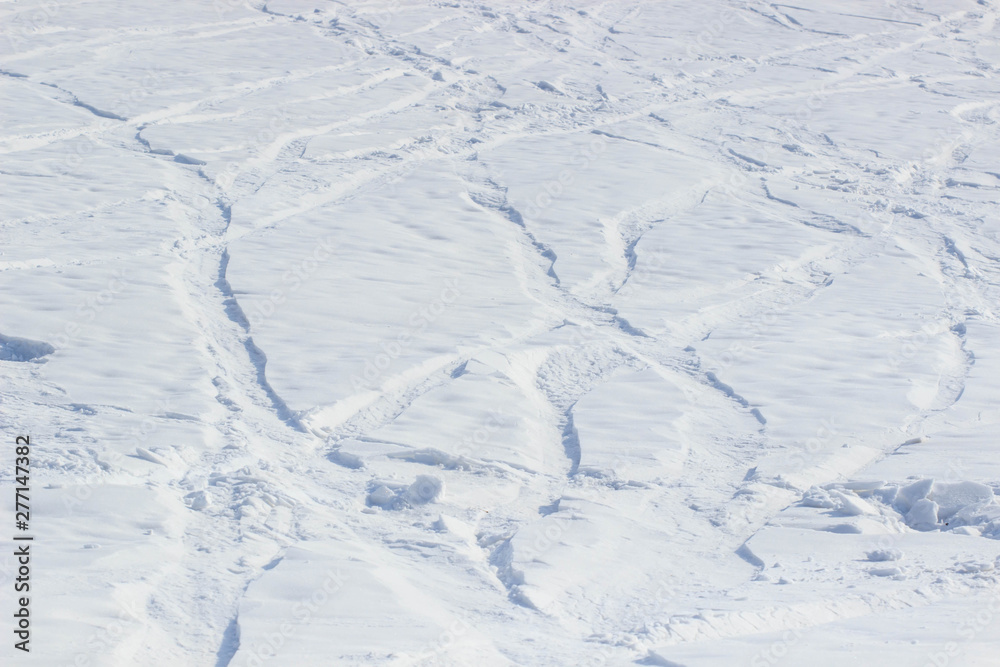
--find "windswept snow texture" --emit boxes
[3,1,1000,665]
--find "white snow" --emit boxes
[3,0,1000,665]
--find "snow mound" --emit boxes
[803,479,1000,536]
[0,333,55,362]
[366,475,445,509]
[407,474,445,504]
[890,480,999,533]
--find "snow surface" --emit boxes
[2,0,1000,665]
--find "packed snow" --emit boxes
[2,0,1000,665]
